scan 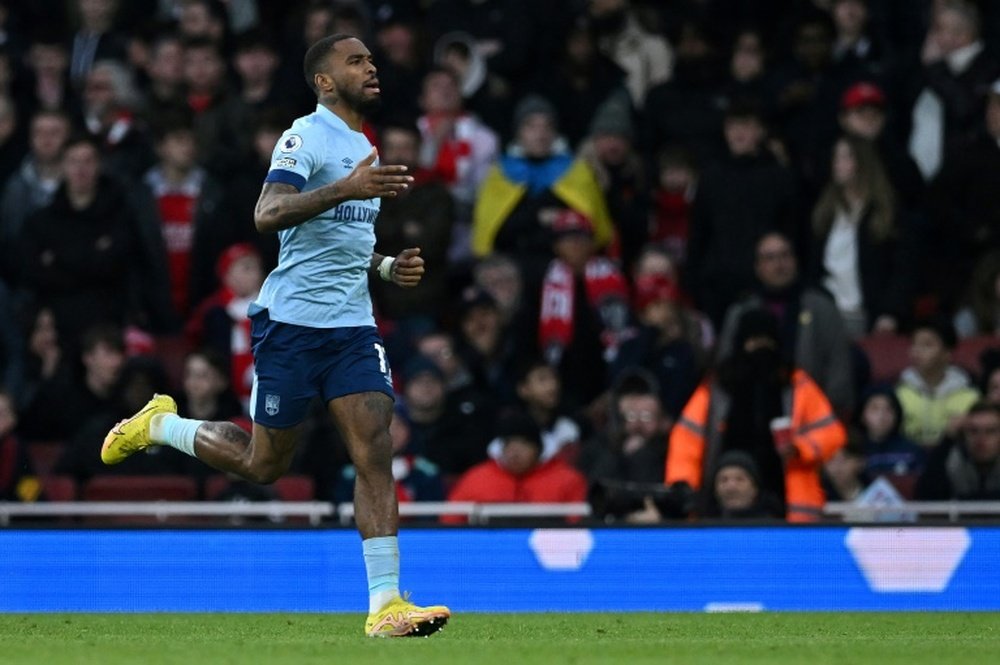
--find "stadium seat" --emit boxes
[41,475,77,502]
[26,441,67,476]
[274,475,316,501]
[82,475,199,502]
[856,333,911,385]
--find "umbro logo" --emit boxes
[342,157,354,169]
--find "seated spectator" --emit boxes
[537,210,629,408]
[896,318,980,447]
[371,120,455,336]
[487,357,582,464]
[983,363,1000,406]
[719,231,854,415]
[471,253,524,328]
[443,410,587,523]
[434,30,513,140]
[822,440,868,502]
[705,450,784,519]
[611,273,699,420]
[15,306,71,441]
[453,286,520,409]
[56,354,194,483]
[0,391,42,502]
[471,94,613,274]
[413,329,493,425]
[334,403,445,506]
[186,242,262,410]
[400,354,487,482]
[953,250,1000,338]
[666,308,847,522]
[140,31,186,119]
[916,400,1000,501]
[582,374,673,523]
[855,386,926,498]
[176,349,244,423]
[23,32,73,115]
[806,134,920,337]
[589,0,672,109]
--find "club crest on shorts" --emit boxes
[264,394,280,416]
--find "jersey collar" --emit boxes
[315,103,364,134]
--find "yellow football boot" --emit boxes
[100,393,177,465]
[364,594,450,638]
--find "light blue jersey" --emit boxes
[253,104,380,328]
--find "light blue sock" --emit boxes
[362,536,399,613]
[149,413,202,458]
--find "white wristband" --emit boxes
[377,256,395,282]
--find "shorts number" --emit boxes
[373,343,388,374]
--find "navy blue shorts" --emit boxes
[249,309,394,428]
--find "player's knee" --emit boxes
[244,461,284,485]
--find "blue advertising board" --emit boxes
[1,527,997,612]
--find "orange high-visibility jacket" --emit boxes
[665,369,846,522]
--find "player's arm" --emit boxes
[254,148,413,233]
[370,248,424,288]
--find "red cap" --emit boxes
[840,82,886,111]
[633,274,680,311]
[215,242,260,280]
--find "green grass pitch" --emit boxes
[1,612,996,665]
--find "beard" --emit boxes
[338,85,382,116]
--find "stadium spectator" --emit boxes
[68,0,128,84]
[176,348,245,423]
[806,134,920,337]
[80,59,156,181]
[578,90,648,273]
[906,0,1000,181]
[335,403,446,506]
[527,14,626,149]
[648,146,696,270]
[434,30,513,140]
[926,77,1000,311]
[140,31,185,116]
[23,31,73,115]
[611,273,699,420]
[231,28,286,118]
[140,110,227,318]
[916,400,1000,500]
[453,285,520,409]
[855,385,926,499]
[17,135,143,346]
[953,250,1000,338]
[982,363,1000,406]
[471,253,524,328]
[413,329,493,423]
[0,390,41,502]
[642,17,724,171]
[588,0,672,109]
[486,357,581,464]
[0,109,70,283]
[822,439,868,502]
[443,409,587,523]
[416,66,498,225]
[684,100,797,326]
[537,210,629,409]
[835,81,925,210]
[829,0,891,81]
[368,8,424,126]
[705,450,784,519]
[182,36,242,173]
[15,307,68,440]
[718,232,854,416]
[896,318,980,448]
[582,375,672,523]
[400,353,488,482]
[56,353,193,482]
[176,0,229,45]
[666,308,847,522]
[371,120,455,335]
[186,242,263,411]
[471,94,613,278]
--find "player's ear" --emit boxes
[314,72,332,93]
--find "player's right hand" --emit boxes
[343,148,413,199]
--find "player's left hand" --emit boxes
[392,247,424,288]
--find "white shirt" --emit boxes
[823,206,863,313]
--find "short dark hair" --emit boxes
[303,33,355,95]
[80,324,125,355]
[151,109,195,142]
[62,132,102,155]
[965,400,1000,421]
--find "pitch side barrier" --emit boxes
[3,501,1000,526]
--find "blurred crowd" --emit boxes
[2,0,1000,523]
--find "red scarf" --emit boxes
[186,287,254,406]
[539,257,629,360]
